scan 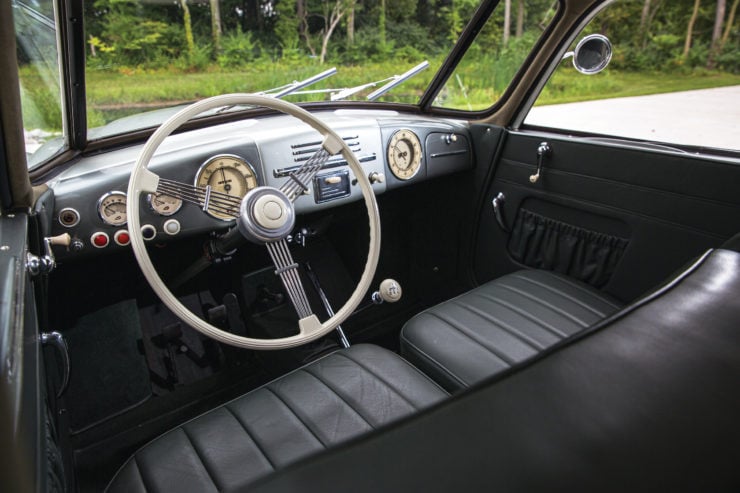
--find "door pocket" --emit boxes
[508,208,629,288]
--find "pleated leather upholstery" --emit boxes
[400,269,622,391]
[106,344,447,493]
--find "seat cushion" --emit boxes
[106,344,447,493]
[400,269,622,392]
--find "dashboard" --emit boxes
[46,110,473,259]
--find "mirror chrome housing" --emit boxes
[563,34,612,75]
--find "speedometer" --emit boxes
[98,191,127,226]
[194,154,259,220]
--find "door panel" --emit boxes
[0,212,47,491]
[473,129,740,302]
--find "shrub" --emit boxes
[217,30,260,68]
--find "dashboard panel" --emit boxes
[47,110,472,259]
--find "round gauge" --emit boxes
[97,191,127,226]
[387,129,422,180]
[147,192,183,216]
[194,154,258,220]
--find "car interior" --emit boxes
[2,0,739,491]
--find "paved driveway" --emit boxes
[525,85,740,150]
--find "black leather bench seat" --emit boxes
[106,344,447,493]
[400,269,623,391]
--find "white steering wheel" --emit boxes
[126,94,380,350]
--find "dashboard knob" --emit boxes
[369,172,385,184]
[70,237,84,252]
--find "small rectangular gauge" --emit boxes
[314,170,351,204]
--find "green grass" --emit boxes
[20,61,740,131]
[536,70,740,106]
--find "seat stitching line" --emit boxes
[470,292,569,338]
[265,383,328,448]
[302,367,377,430]
[334,352,420,411]
[399,335,469,390]
[509,273,610,317]
[512,272,617,314]
[179,426,221,491]
[425,311,517,365]
[450,300,547,350]
[222,404,276,471]
[391,347,451,395]
[542,274,621,309]
[132,455,154,492]
[493,283,591,327]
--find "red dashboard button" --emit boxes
[91,232,109,248]
[114,230,130,246]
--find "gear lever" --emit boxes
[371,279,402,304]
[304,261,351,348]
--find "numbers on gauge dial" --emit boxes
[98,191,128,226]
[388,129,422,180]
[147,192,183,216]
[194,154,259,220]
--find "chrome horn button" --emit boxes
[238,187,295,244]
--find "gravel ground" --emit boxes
[526,85,740,151]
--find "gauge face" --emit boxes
[387,129,422,180]
[97,191,127,226]
[194,154,258,220]
[147,193,183,216]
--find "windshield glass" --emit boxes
[83,0,475,140]
[435,0,558,110]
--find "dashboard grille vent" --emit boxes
[291,135,360,163]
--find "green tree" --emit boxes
[91,0,182,66]
[180,0,196,60]
[210,0,223,54]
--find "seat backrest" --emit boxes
[250,249,740,492]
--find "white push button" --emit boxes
[263,200,282,220]
[253,194,288,229]
[163,219,181,236]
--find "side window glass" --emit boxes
[524,2,740,151]
[14,0,66,167]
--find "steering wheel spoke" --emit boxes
[279,139,336,202]
[157,178,241,219]
[266,239,313,319]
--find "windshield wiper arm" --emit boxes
[264,67,338,98]
[329,61,430,102]
[216,67,337,114]
[330,77,394,101]
[366,61,429,101]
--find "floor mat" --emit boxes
[64,300,151,434]
[138,292,224,395]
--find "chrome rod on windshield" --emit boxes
[216,67,338,114]
[366,61,429,101]
[330,78,394,101]
[268,67,338,99]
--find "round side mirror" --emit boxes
[566,34,612,75]
[574,34,612,74]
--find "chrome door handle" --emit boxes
[491,192,510,232]
[40,331,70,398]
